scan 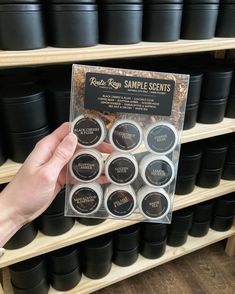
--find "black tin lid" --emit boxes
[83,234,113,263]
[145,3,183,9]
[167,230,188,247]
[0,4,42,11]
[193,200,214,222]
[220,0,235,3]
[180,143,202,160]
[99,0,143,2]
[205,67,234,78]
[211,215,234,232]
[113,247,139,267]
[214,193,235,217]
[49,0,96,3]
[144,0,182,3]
[114,224,140,251]
[12,279,49,294]
[184,3,219,9]
[50,267,81,292]
[189,220,210,237]
[202,98,228,105]
[51,4,97,10]
[204,137,229,153]
[199,168,223,174]
[141,222,167,242]
[10,126,50,139]
[43,187,65,215]
[140,238,167,259]
[78,217,106,226]
[184,0,220,3]
[0,85,44,104]
[0,0,40,3]
[100,4,143,9]
[170,208,194,232]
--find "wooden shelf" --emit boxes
[0,179,234,269]
[2,227,235,294]
[1,39,235,67]
[0,118,234,185]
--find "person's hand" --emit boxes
[1,123,77,228]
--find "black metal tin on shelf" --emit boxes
[47,245,80,275]
[210,215,234,231]
[193,200,214,222]
[216,3,235,37]
[201,68,233,100]
[175,175,196,195]
[4,222,38,250]
[113,247,139,266]
[143,4,182,42]
[12,279,49,294]
[83,260,112,279]
[44,187,65,215]
[49,0,96,2]
[83,234,113,263]
[196,168,222,188]
[225,96,235,118]
[50,267,82,291]
[189,220,210,237]
[140,238,166,259]
[197,99,228,124]
[181,4,219,40]
[144,0,183,3]
[201,139,228,169]
[114,225,140,251]
[9,256,46,289]
[78,217,106,226]
[222,163,235,180]
[183,104,198,130]
[100,0,143,3]
[187,72,203,105]
[48,4,98,48]
[8,125,50,163]
[178,143,202,177]
[214,193,235,217]
[225,138,235,163]
[170,208,194,232]
[38,213,74,236]
[0,4,46,50]
[167,230,188,247]
[0,85,47,133]
[141,223,167,242]
[99,4,143,44]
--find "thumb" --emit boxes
[45,133,77,178]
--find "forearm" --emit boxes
[0,191,25,248]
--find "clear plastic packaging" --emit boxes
[65,65,189,223]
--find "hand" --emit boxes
[1,123,77,228]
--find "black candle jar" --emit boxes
[211,215,234,231]
[47,245,80,275]
[187,72,203,105]
[50,267,82,291]
[9,256,46,290]
[140,238,166,259]
[4,222,38,250]
[12,279,49,294]
[183,104,198,130]
[222,163,235,180]
[216,0,235,37]
[214,193,235,217]
[175,175,196,195]
[113,247,139,266]
[196,168,222,188]
[141,223,167,242]
[48,4,98,47]
[167,230,188,247]
[143,4,183,42]
[113,225,140,251]
[197,99,228,124]
[193,200,214,222]
[181,3,219,40]
[8,125,50,163]
[189,220,210,237]
[0,4,46,50]
[83,260,112,279]
[225,95,235,118]
[38,213,75,236]
[78,217,106,226]
[170,208,194,232]
[99,4,143,44]
[44,187,65,215]
[0,85,47,133]
[225,137,235,163]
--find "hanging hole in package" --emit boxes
[65,65,189,224]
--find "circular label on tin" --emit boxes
[72,188,99,214]
[108,157,136,184]
[72,154,100,181]
[112,122,141,151]
[145,159,173,187]
[107,190,135,217]
[142,192,169,218]
[147,125,177,154]
[73,117,102,147]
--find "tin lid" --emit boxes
[9,125,50,139]
[199,168,223,175]
[51,4,97,10]
[205,67,234,78]
[114,224,140,250]
[184,3,219,9]
[144,0,182,3]
[180,143,202,159]
[99,4,143,10]
[49,0,96,3]
[184,0,219,3]
[0,4,42,11]
[99,0,142,2]
[0,0,40,3]
[204,137,229,153]
[220,0,235,3]
[145,3,183,9]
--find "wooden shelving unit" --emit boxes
[0,179,234,269]
[0,118,234,185]
[1,38,235,67]
[2,227,235,294]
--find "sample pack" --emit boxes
[65,65,189,223]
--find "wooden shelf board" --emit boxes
[0,179,234,269]
[1,118,235,185]
[1,39,235,67]
[2,228,235,294]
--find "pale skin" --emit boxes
[0,122,113,252]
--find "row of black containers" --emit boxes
[0,57,235,165]
[176,133,235,195]
[6,193,235,293]
[0,0,235,50]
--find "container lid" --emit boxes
[9,256,44,272]
[0,4,42,11]
[144,0,182,3]
[9,125,50,139]
[99,4,143,10]
[173,207,193,218]
[0,84,44,103]
[180,143,202,159]
[205,67,234,78]
[99,0,143,3]
[49,0,96,3]
[0,0,40,3]
[199,168,222,174]
[184,0,219,3]
[184,3,219,9]
[204,137,229,152]
[51,4,97,10]
[144,3,182,8]
[220,0,235,3]
[202,98,228,104]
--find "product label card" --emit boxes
[84,73,175,116]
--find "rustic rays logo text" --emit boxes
[89,77,121,90]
